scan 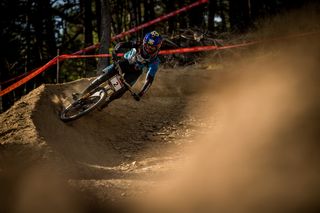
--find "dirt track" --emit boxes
[2,42,320,212]
[1,6,320,212]
[0,65,216,212]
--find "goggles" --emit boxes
[144,43,158,53]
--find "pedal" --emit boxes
[98,100,110,111]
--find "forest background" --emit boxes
[0,0,317,111]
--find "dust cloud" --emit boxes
[13,165,83,213]
[136,5,320,213]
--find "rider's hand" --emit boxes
[132,93,140,102]
[112,51,119,62]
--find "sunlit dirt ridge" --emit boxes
[0,63,214,212]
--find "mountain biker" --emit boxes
[95,30,163,109]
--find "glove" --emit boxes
[112,51,119,62]
[132,93,140,101]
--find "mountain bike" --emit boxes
[60,54,139,122]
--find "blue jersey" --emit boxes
[124,48,160,78]
[107,40,161,97]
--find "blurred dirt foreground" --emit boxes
[1,5,320,213]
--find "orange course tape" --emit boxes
[0,57,58,97]
[0,0,209,96]
[1,30,319,97]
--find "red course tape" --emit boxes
[0,0,209,96]
[1,31,319,97]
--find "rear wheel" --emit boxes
[60,88,107,122]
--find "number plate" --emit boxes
[109,75,123,91]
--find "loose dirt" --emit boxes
[0,65,217,213]
[1,5,320,212]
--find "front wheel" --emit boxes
[60,87,107,122]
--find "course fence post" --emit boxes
[0,85,2,112]
[56,49,60,84]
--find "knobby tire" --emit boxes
[60,87,107,122]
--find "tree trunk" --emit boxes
[42,0,58,83]
[97,0,111,73]
[208,0,217,32]
[95,0,102,40]
[81,0,96,77]
[178,1,188,29]
[129,0,138,31]
[218,0,227,32]
[165,0,178,35]
[143,0,155,34]
[229,0,250,33]
[189,0,205,29]
[250,0,263,21]
[0,58,14,112]
[27,0,44,94]
[137,0,143,39]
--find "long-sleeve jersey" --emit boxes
[115,41,160,96]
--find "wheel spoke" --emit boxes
[60,88,107,121]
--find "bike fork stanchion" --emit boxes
[122,80,135,95]
[114,61,137,96]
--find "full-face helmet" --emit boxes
[143,31,163,56]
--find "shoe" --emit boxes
[97,100,110,111]
[72,92,80,101]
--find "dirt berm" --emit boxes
[0,65,216,213]
[2,37,320,212]
[1,7,320,211]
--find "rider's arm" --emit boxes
[138,59,160,97]
[138,74,154,97]
[114,41,137,53]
